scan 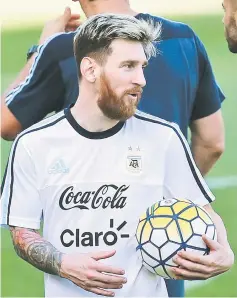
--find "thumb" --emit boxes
[89,250,116,261]
[202,234,221,250]
[62,7,71,21]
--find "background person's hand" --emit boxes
[172,235,234,280]
[39,7,82,44]
[60,250,127,297]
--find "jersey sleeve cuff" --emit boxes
[6,216,41,229]
[193,193,216,207]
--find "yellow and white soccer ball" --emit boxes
[135,198,217,279]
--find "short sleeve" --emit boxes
[1,136,42,229]
[191,35,225,121]
[163,125,215,206]
[5,35,65,129]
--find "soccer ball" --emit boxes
[135,198,216,279]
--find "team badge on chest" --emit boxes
[127,146,142,173]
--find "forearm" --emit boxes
[10,226,62,275]
[190,111,225,176]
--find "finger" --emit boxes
[177,250,209,266]
[96,263,125,275]
[70,276,117,296]
[65,24,81,32]
[89,281,123,289]
[95,272,127,285]
[67,20,82,26]
[69,14,81,20]
[65,26,79,32]
[202,235,221,250]
[63,7,72,20]
[173,256,212,274]
[89,250,116,261]
[66,22,81,30]
[89,287,115,297]
[66,20,82,28]
[171,267,209,280]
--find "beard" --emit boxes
[226,36,237,53]
[97,72,142,121]
[225,22,237,53]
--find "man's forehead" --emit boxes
[109,39,147,58]
[110,39,144,49]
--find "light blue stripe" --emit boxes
[5,31,74,106]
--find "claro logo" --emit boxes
[61,219,129,247]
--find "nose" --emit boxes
[133,68,146,88]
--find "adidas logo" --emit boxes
[48,159,69,174]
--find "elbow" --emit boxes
[1,124,19,141]
[210,141,225,160]
[1,133,16,141]
[1,102,23,140]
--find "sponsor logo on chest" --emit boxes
[59,184,129,211]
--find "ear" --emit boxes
[80,57,98,83]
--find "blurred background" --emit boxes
[1,0,237,297]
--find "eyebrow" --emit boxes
[121,60,148,66]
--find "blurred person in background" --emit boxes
[0,0,226,296]
[222,0,237,53]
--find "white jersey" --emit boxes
[1,108,215,297]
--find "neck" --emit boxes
[71,88,119,133]
[80,0,138,17]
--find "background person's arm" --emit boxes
[190,109,225,176]
[189,32,226,175]
[1,54,37,140]
[1,7,81,140]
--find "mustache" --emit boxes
[124,87,143,96]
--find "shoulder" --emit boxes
[37,31,76,62]
[133,110,188,151]
[13,111,67,149]
[139,14,209,70]
[133,110,181,136]
[138,13,195,40]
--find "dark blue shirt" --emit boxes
[6,13,225,138]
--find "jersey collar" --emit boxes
[64,107,125,139]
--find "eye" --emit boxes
[123,63,134,69]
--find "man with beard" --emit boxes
[1,1,226,296]
[222,0,237,53]
[1,13,234,298]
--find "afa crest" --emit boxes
[127,156,142,173]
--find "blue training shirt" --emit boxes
[5,13,225,138]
